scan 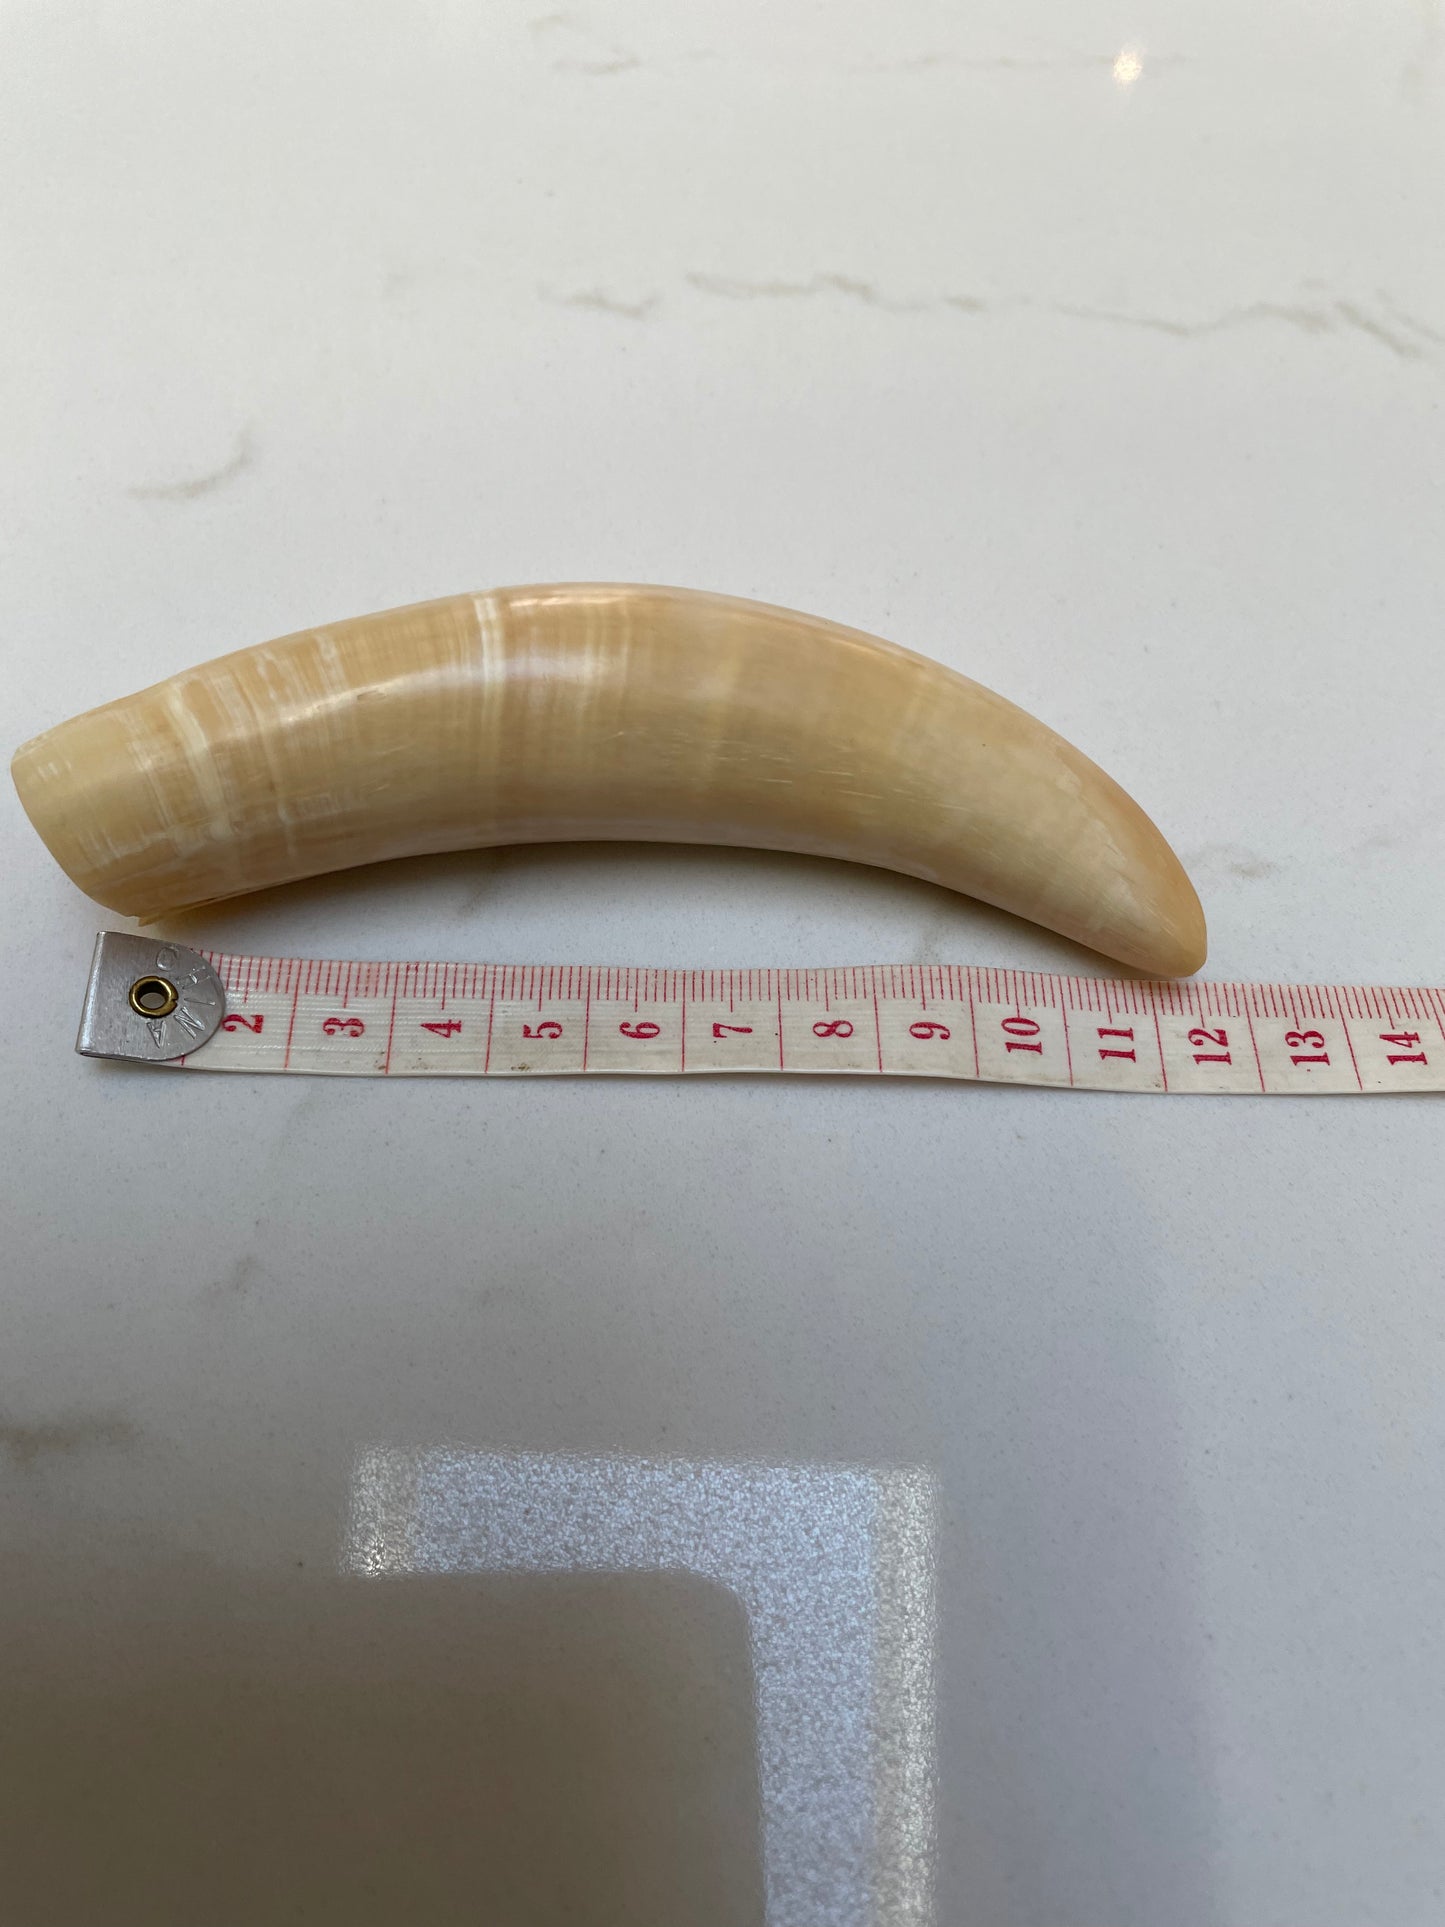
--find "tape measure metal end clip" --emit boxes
[76,931,227,1064]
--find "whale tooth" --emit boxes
[11,582,1206,976]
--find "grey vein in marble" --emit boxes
[212,1251,265,1302]
[0,1413,137,1469]
[1377,290,1445,345]
[129,430,255,502]
[530,10,638,75]
[553,53,639,74]
[541,286,660,321]
[1058,299,1431,361]
[1349,798,1445,857]
[681,274,1440,363]
[687,271,931,313]
[1184,843,1281,882]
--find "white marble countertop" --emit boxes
[3,5,1443,1924]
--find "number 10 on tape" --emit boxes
[76,936,1445,1094]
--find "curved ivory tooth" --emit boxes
[11,583,1206,975]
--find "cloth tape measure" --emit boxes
[76,931,1444,1095]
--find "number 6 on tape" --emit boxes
[75,932,1445,1095]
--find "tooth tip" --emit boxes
[1141,879,1208,978]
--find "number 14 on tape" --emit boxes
[181,955,1445,1094]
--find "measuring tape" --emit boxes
[76,931,1444,1094]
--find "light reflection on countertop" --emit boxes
[346,1448,938,1927]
